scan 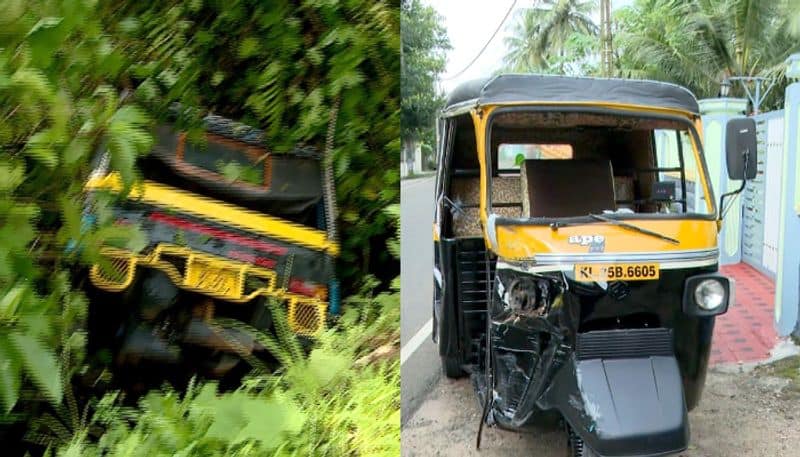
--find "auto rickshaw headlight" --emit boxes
[683,274,731,316]
[495,268,560,317]
[694,279,725,310]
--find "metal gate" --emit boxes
[741,110,784,278]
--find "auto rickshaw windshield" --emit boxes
[483,108,716,221]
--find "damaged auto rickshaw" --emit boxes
[82,110,339,386]
[432,75,756,456]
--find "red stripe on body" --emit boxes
[227,250,277,268]
[149,212,288,255]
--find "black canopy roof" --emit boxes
[444,74,700,115]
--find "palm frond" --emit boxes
[503,0,599,73]
[615,0,799,103]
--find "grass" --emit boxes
[758,355,800,392]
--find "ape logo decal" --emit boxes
[568,235,605,253]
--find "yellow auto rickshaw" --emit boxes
[83,111,339,384]
[432,75,756,456]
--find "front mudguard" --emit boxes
[541,355,689,457]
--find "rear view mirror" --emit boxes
[725,118,757,180]
[718,117,757,221]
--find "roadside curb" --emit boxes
[402,172,436,181]
[712,337,800,373]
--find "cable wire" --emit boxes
[442,0,518,81]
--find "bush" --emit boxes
[59,290,400,457]
[1,0,400,454]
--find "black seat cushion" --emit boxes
[521,159,616,218]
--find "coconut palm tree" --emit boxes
[615,0,800,108]
[503,0,598,73]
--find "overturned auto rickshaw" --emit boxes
[432,75,756,456]
[83,112,339,382]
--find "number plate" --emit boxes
[185,259,242,298]
[574,263,660,282]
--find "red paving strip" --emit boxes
[710,263,778,365]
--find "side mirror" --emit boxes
[725,118,757,180]
[718,117,757,221]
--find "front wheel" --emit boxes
[433,281,466,379]
[436,304,464,379]
[440,354,464,378]
[566,424,599,457]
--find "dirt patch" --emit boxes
[401,377,564,456]
[689,360,800,457]
[402,359,800,456]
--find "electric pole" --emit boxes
[600,0,613,77]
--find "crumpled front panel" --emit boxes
[488,266,573,427]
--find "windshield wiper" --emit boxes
[550,213,679,245]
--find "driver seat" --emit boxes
[520,159,617,218]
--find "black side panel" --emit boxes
[437,237,493,369]
[454,238,493,368]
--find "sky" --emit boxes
[424,0,634,92]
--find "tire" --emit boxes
[566,424,599,457]
[436,291,465,379]
[441,355,465,379]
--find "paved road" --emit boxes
[400,176,440,423]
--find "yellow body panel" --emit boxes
[89,244,326,336]
[494,219,717,260]
[469,102,718,257]
[472,108,490,241]
[85,172,338,256]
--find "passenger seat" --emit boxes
[520,159,617,218]
[450,176,522,237]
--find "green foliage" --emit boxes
[99,0,401,291]
[503,0,598,74]
[758,355,800,392]
[0,273,87,413]
[59,290,400,457]
[0,0,153,419]
[0,0,400,456]
[1,0,400,454]
[401,0,450,145]
[501,0,800,108]
[615,0,800,109]
[383,204,401,260]
[60,385,307,456]
[215,161,263,187]
[790,0,800,37]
